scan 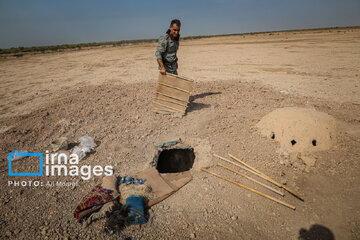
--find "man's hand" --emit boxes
[157,59,166,75]
[160,67,166,75]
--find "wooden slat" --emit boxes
[153,108,177,114]
[167,73,194,82]
[156,84,189,101]
[155,91,188,103]
[155,97,188,107]
[154,73,194,115]
[158,74,193,92]
[159,82,191,94]
[154,96,187,112]
[153,101,184,112]
[154,100,186,112]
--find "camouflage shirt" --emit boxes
[155,33,179,64]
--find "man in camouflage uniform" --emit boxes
[155,19,181,75]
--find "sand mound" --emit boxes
[256,107,338,152]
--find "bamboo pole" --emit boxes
[201,168,296,210]
[226,153,282,187]
[218,163,284,197]
[213,154,282,187]
[229,154,304,201]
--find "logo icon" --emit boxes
[8,150,43,176]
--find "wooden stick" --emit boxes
[213,154,281,187]
[201,168,296,210]
[218,163,284,197]
[227,153,281,187]
[229,154,304,201]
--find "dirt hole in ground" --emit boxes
[271,132,275,139]
[156,149,195,173]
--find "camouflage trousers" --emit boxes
[160,61,178,75]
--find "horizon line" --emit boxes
[1,25,359,54]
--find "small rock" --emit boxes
[190,233,196,239]
[280,90,290,95]
[282,151,289,159]
[5,231,12,237]
[231,216,238,220]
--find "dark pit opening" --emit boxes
[312,140,317,146]
[156,149,195,173]
[291,139,297,146]
[271,132,275,139]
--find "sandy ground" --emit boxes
[0,28,359,239]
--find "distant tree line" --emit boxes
[0,39,159,56]
[0,26,358,57]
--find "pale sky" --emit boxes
[0,0,359,48]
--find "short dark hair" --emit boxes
[170,19,181,27]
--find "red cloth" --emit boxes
[73,184,114,222]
